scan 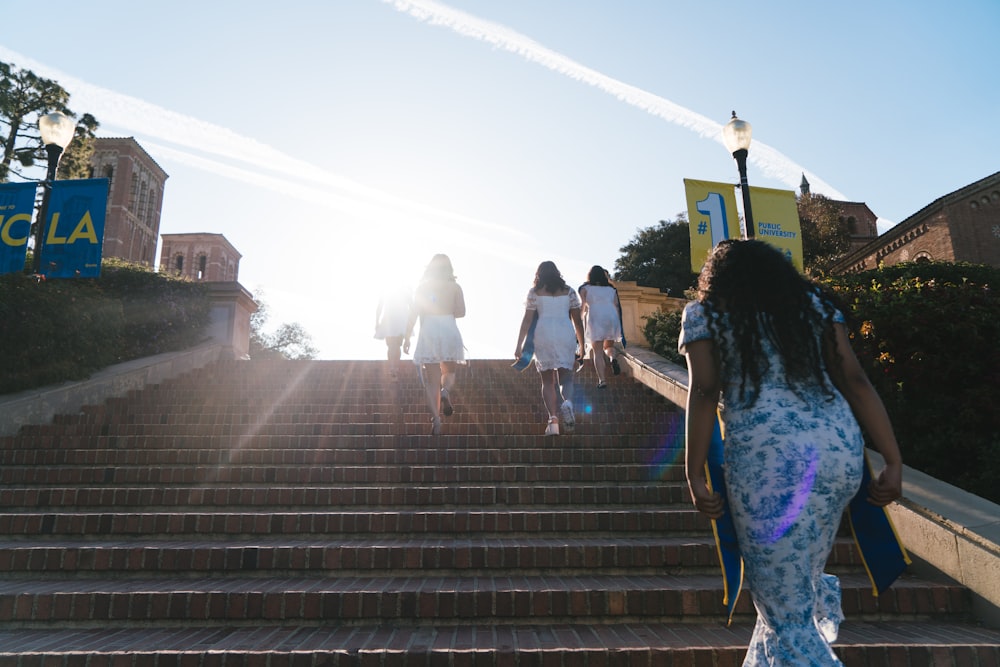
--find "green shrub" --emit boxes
[827,262,1000,502]
[642,261,1000,502]
[642,308,684,366]
[0,259,211,394]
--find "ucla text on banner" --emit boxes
[748,185,803,271]
[0,182,40,275]
[39,178,108,279]
[683,179,741,273]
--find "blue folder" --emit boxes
[705,414,910,624]
[511,313,538,371]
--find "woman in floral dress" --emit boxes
[679,240,903,666]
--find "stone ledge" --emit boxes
[0,342,229,437]
[622,345,1000,629]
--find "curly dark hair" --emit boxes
[534,261,568,293]
[696,239,845,405]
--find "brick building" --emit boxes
[832,171,1000,273]
[159,232,241,282]
[800,174,879,253]
[88,137,168,266]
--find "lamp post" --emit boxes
[722,111,755,239]
[32,111,76,273]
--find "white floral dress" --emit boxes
[679,296,863,666]
[526,288,580,371]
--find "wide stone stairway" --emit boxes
[1,358,999,666]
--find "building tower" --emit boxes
[88,137,168,266]
[159,232,241,282]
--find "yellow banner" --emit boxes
[683,179,741,273]
[748,185,803,271]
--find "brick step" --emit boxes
[0,509,707,538]
[0,621,1000,667]
[75,392,660,409]
[82,382,652,400]
[3,357,994,664]
[68,391,667,410]
[45,410,674,427]
[0,573,968,626]
[0,439,684,458]
[0,463,674,484]
[2,621,999,667]
[0,536,860,575]
[10,421,677,438]
[0,483,689,508]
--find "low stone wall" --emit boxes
[0,343,229,437]
[613,281,685,348]
[0,280,256,437]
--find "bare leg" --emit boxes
[439,361,457,416]
[422,363,442,433]
[385,336,403,377]
[540,369,561,419]
[557,368,574,404]
[440,361,458,394]
[592,340,608,385]
[605,341,620,375]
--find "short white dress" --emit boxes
[581,284,622,349]
[374,290,411,340]
[679,294,863,666]
[526,288,580,371]
[413,315,465,364]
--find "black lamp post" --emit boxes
[32,111,76,273]
[722,111,755,239]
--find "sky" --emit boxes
[2,1,998,360]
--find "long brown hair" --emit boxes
[533,261,568,293]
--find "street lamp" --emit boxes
[32,111,76,273]
[722,111,755,239]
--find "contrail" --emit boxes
[383,0,847,200]
[0,45,532,244]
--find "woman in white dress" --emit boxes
[514,261,586,436]
[679,240,903,665]
[579,265,623,388]
[374,286,412,379]
[404,254,466,435]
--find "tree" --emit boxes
[613,215,695,297]
[0,60,99,182]
[249,291,318,360]
[797,193,851,276]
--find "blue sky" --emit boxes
[2,1,998,360]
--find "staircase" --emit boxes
[1,358,999,666]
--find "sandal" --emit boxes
[544,417,560,436]
[440,389,454,417]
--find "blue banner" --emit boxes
[39,178,108,279]
[0,182,40,275]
